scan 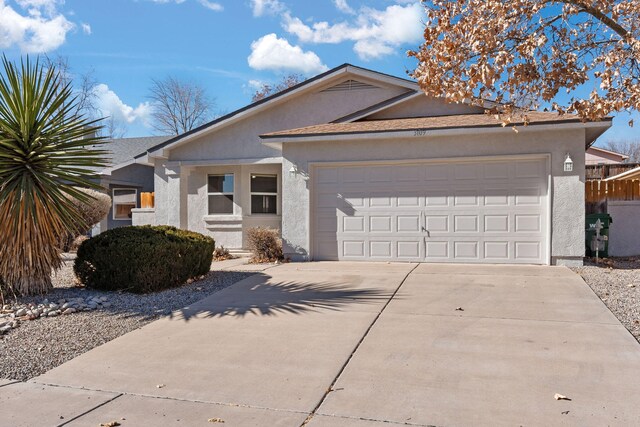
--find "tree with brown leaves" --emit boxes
[410,1,640,124]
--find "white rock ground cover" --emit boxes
[0,261,253,381]
[572,257,640,343]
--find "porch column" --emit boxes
[165,164,189,229]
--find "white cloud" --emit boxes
[248,79,265,90]
[248,33,328,75]
[197,0,223,11]
[0,0,74,53]
[283,2,424,60]
[250,0,284,17]
[81,22,91,34]
[147,0,221,11]
[93,83,152,127]
[334,0,354,14]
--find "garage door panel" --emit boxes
[426,193,449,206]
[515,187,544,205]
[397,194,421,207]
[369,216,392,232]
[425,241,449,259]
[425,215,449,232]
[515,214,541,232]
[313,157,548,264]
[397,215,420,232]
[485,241,510,259]
[484,162,510,179]
[343,216,365,232]
[454,194,480,206]
[343,241,365,257]
[454,241,479,259]
[484,215,509,232]
[370,241,392,258]
[397,241,421,259]
[515,241,542,260]
[516,160,546,178]
[454,215,479,233]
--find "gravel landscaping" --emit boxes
[572,257,640,343]
[0,260,254,381]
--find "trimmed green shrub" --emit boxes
[74,226,215,293]
[247,227,283,263]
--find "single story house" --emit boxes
[130,64,611,266]
[586,146,628,165]
[91,136,170,234]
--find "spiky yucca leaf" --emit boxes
[0,56,107,296]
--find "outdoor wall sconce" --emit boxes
[288,165,298,177]
[564,153,573,172]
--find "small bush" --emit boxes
[247,227,283,263]
[213,246,235,261]
[60,188,112,252]
[74,226,215,293]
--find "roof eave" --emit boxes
[261,120,612,147]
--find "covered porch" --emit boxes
[133,157,283,249]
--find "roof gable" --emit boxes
[137,63,419,159]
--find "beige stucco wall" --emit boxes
[366,94,485,120]
[281,127,587,265]
[169,78,411,162]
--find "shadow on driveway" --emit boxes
[171,275,393,320]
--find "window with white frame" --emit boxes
[208,174,234,214]
[251,174,277,214]
[112,188,137,220]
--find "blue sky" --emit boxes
[0,0,637,143]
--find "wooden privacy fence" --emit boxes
[586,180,640,203]
[140,192,155,208]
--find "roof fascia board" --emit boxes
[604,166,640,181]
[588,146,629,159]
[345,65,418,90]
[261,121,611,146]
[165,157,283,168]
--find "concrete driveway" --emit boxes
[2,263,640,426]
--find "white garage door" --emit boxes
[312,156,549,264]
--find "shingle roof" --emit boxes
[92,136,171,169]
[261,112,610,139]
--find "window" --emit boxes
[251,174,277,214]
[208,174,234,214]
[112,188,137,220]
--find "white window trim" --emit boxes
[112,188,138,221]
[207,173,235,215]
[250,174,278,215]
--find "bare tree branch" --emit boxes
[252,74,305,102]
[148,76,214,135]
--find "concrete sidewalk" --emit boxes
[2,262,640,426]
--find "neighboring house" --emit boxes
[131,64,611,266]
[91,136,171,234]
[586,146,629,165]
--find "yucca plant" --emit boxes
[0,56,107,296]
